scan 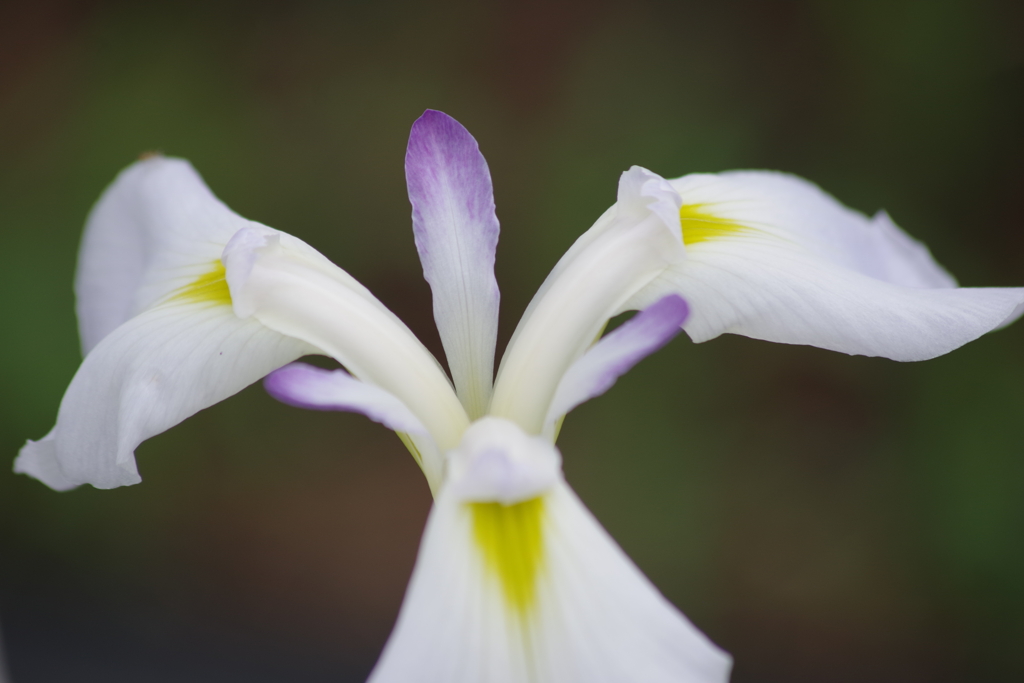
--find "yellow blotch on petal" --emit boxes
[680,204,750,245]
[471,497,545,615]
[171,261,233,306]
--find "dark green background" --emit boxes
[1,1,1023,681]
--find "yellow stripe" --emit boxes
[170,261,233,306]
[471,497,545,614]
[680,204,749,245]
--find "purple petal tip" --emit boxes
[263,362,324,411]
[643,293,690,329]
[408,110,476,153]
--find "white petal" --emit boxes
[75,156,250,354]
[15,430,76,492]
[16,298,313,489]
[640,237,1024,361]
[670,171,958,289]
[264,362,429,435]
[223,227,470,468]
[18,158,316,490]
[491,167,686,434]
[622,171,1024,360]
[369,417,731,683]
[864,210,957,289]
[406,110,501,418]
[369,482,730,683]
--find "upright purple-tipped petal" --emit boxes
[265,362,429,435]
[406,110,500,418]
[545,294,689,427]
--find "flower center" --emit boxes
[447,417,562,615]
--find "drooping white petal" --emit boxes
[544,294,688,434]
[864,210,957,289]
[223,226,469,482]
[622,170,1024,361]
[406,110,501,418]
[17,158,316,490]
[264,362,429,435]
[491,167,686,434]
[641,240,1024,361]
[370,418,731,683]
[16,296,314,489]
[75,156,250,354]
[15,430,75,492]
[671,171,961,288]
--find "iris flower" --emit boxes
[16,110,1024,682]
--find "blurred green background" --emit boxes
[1,0,1023,681]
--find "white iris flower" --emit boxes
[16,110,1024,682]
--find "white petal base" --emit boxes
[369,481,731,683]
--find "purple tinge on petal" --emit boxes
[545,295,689,425]
[405,110,500,417]
[264,362,428,435]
